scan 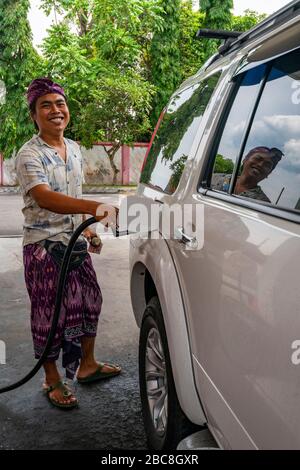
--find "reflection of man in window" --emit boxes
[234,146,284,203]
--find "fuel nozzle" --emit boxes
[90,236,102,247]
[88,236,103,255]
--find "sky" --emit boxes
[232,0,292,15]
[28,0,293,49]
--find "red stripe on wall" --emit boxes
[121,145,130,185]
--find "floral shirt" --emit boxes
[15,135,85,246]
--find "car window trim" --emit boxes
[233,45,300,79]
[228,61,273,195]
[199,187,300,224]
[199,62,270,190]
[200,76,242,189]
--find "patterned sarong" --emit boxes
[23,243,102,378]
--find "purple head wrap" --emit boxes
[27,78,66,108]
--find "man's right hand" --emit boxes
[95,204,119,230]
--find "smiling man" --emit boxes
[15,78,121,410]
[234,146,284,202]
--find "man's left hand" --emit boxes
[82,228,97,242]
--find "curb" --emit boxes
[83,186,137,194]
[0,187,20,194]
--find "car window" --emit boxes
[210,64,267,192]
[233,48,300,210]
[140,72,222,194]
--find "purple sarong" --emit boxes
[23,243,102,378]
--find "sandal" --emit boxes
[77,362,121,384]
[44,380,79,409]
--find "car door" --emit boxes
[167,48,300,449]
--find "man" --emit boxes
[15,78,121,409]
[234,146,284,202]
[215,146,284,202]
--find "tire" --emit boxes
[139,296,199,450]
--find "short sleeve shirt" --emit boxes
[15,135,85,246]
[214,174,271,203]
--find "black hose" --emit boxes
[0,217,97,394]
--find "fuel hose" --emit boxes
[0,217,98,394]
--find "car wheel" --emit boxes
[139,296,199,450]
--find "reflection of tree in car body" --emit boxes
[214,154,234,175]
[141,74,220,189]
[166,154,188,194]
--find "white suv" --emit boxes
[129,0,300,450]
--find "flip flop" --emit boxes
[77,362,121,384]
[44,380,79,409]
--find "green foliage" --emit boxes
[40,0,157,144]
[231,9,267,32]
[196,3,265,66]
[40,0,70,16]
[168,154,187,192]
[201,0,233,28]
[40,0,157,181]
[41,23,95,136]
[75,69,154,184]
[179,1,205,80]
[0,0,43,158]
[73,70,154,148]
[200,0,234,59]
[149,0,182,126]
[141,73,220,187]
[0,0,267,167]
[91,0,164,68]
[214,154,234,174]
[41,0,163,69]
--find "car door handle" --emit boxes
[175,227,198,249]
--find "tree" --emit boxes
[179,1,206,81]
[41,0,163,72]
[75,70,154,184]
[200,0,234,60]
[231,9,267,32]
[149,0,182,126]
[0,0,267,170]
[0,0,42,159]
[40,0,157,183]
[200,0,233,29]
[214,154,234,174]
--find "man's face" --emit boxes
[243,151,274,183]
[32,93,70,134]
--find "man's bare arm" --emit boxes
[30,184,101,218]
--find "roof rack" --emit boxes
[196,29,242,41]
[196,0,300,63]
